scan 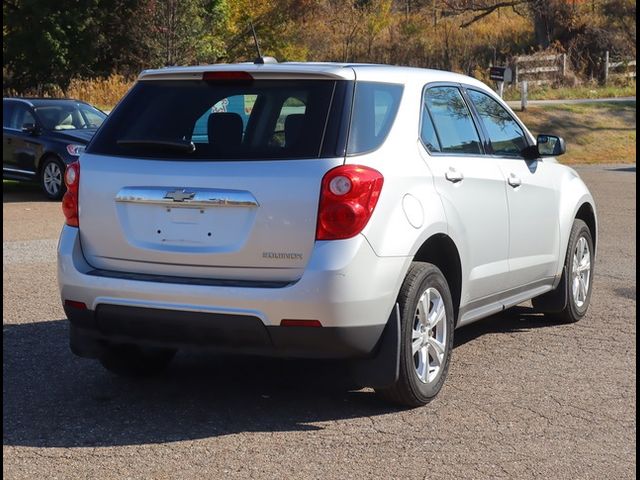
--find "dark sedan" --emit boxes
[3,98,107,199]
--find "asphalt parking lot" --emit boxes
[3,164,636,479]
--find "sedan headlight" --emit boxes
[66,144,86,156]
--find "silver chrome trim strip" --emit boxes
[3,167,36,175]
[115,186,259,208]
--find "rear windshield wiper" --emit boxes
[116,139,196,153]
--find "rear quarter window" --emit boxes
[346,82,403,155]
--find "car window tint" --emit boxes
[89,79,342,160]
[58,110,76,128]
[35,107,63,129]
[9,104,35,129]
[79,105,107,128]
[424,87,482,154]
[3,102,14,128]
[347,82,403,155]
[467,89,527,156]
[420,104,441,152]
[35,105,92,130]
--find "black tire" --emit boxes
[39,156,67,200]
[540,219,594,323]
[99,344,176,377]
[376,262,454,407]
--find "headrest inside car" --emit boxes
[284,114,306,148]
[208,112,243,148]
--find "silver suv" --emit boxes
[58,63,597,406]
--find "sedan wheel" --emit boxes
[40,158,66,200]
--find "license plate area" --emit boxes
[160,206,215,245]
[114,187,259,253]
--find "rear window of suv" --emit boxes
[88,79,348,160]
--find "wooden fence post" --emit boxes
[604,50,610,84]
[520,81,528,112]
[561,53,567,78]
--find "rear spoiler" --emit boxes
[138,66,355,82]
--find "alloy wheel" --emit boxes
[43,162,63,196]
[412,287,448,384]
[572,236,591,308]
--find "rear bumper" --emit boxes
[67,304,385,359]
[58,225,410,358]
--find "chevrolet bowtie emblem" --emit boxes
[164,189,196,202]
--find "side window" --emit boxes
[57,108,78,129]
[9,104,35,130]
[19,105,36,128]
[424,87,482,154]
[467,89,527,156]
[347,82,403,155]
[3,102,14,128]
[420,104,441,152]
[82,109,105,128]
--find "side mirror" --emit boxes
[21,123,38,135]
[536,134,566,157]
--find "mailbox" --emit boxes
[489,66,512,83]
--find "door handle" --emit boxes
[6,138,12,145]
[507,174,522,188]
[445,168,464,183]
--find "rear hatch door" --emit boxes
[79,70,353,282]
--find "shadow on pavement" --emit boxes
[2,181,51,203]
[605,166,636,173]
[3,306,560,448]
[454,305,555,348]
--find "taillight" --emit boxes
[202,71,253,82]
[316,165,384,240]
[61,161,80,227]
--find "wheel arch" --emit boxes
[575,201,597,252]
[36,151,65,176]
[412,233,462,325]
[554,168,598,280]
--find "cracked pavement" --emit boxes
[3,164,636,479]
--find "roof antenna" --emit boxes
[249,21,277,64]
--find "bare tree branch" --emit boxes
[443,0,528,28]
